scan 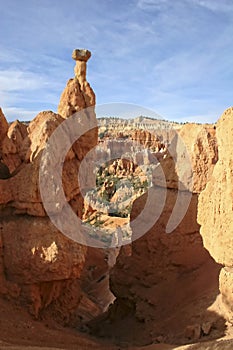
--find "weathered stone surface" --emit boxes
[58,79,95,118]
[153,124,218,193]
[219,268,233,323]
[179,124,218,193]
[198,108,233,266]
[0,50,99,326]
[1,136,21,173]
[21,111,65,162]
[8,120,28,153]
[131,129,163,149]
[3,120,28,172]
[72,49,91,84]
[81,247,115,313]
[0,109,97,216]
[58,49,95,118]
[0,108,8,142]
[197,107,233,323]
[1,215,88,322]
[94,186,221,345]
[201,321,213,336]
[23,279,83,322]
[185,324,201,341]
[0,158,48,216]
[2,216,86,284]
[0,161,44,212]
[0,108,22,173]
[90,119,220,345]
[72,49,91,62]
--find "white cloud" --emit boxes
[137,0,233,14]
[137,0,169,10]
[0,0,232,125]
[151,51,213,92]
[2,107,39,122]
[0,69,50,91]
[190,0,233,12]
[0,48,23,64]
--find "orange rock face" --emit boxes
[3,216,86,284]
[198,107,233,321]
[0,111,82,216]
[1,216,87,320]
[97,122,221,345]
[0,108,8,142]
[153,124,218,193]
[106,187,221,345]
[0,49,99,324]
[179,123,218,193]
[58,49,95,118]
[0,109,24,173]
[131,129,164,150]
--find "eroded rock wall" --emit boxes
[198,107,233,322]
[100,123,221,345]
[0,49,102,325]
[58,49,95,118]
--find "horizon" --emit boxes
[1,0,233,124]
[10,113,215,126]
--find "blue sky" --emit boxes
[0,0,233,123]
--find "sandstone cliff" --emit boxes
[0,49,105,325]
[0,109,26,174]
[91,122,223,346]
[198,107,233,323]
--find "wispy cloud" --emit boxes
[190,0,233,13]
[0,0,233,123]
[137,0,233,13]
[3,107,40,121]
[137,0,169,10]
[0,69,53,91]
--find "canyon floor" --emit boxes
[0,288,233,350]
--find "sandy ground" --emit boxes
[0,296,116,350]
[2,340,233,350]
[0,296,233,350]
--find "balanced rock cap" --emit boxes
[72,49,91,62]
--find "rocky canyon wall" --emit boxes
[198,107,233,323]
[1,47,232,350]
[97,122,222,346]
[0,49,108,325]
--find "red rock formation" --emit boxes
[0,111,81,216]
[131,129,163,150]
[92,123,222,346]
[0,49,101,324]
[2,216,87,320]
[179,124,218,192]
[58,49,95,118]
[153,124,218,193]
[198,107,233,322]
[0,108,8,141]
[0,109,25,173]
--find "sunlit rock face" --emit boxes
[90,121,221,346]
[0,49,104,325]
[198,107,233,322]
[58,48,95,118]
